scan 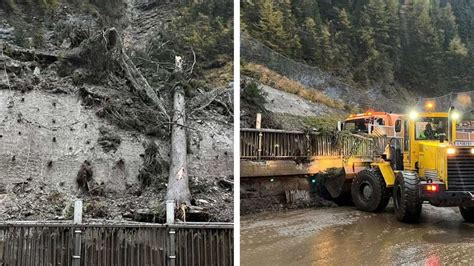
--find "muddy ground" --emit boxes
[241,203,474,265]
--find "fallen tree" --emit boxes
[166,56,192,210]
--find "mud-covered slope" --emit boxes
[0,1,233,222]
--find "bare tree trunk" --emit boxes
[166,82,191,207]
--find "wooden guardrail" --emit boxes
[0,222,233,266]
[240,128,385,161]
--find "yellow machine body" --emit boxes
[374,112,460,188]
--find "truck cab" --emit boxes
[342,111,402,137]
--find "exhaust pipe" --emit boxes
[448,106,454,144]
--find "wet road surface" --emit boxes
[241,204,474,265]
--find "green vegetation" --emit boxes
[147,1,233,72]
[13,24,28,47]
[63,203,74,219]
[0,0,16,11]
[1,0,59,11]
[1,0,122,18]
[137,141,165,188]
[33,26,45,48]
[241,80,267,113]
[38,0,59,8]
[84,200,108,218]
[242,0,474,95]
[259,112,344,131]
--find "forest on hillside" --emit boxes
[242,0,474,96]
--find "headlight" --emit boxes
[409,110,418,120]
[447,148,456,155]
[425,101,434,110]
[451,111,460,120]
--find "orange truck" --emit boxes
[339,110,403,137]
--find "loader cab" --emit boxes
[400,111,457,172]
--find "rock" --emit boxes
[33,67,41,77]
[217,178,233,191]
[133,208,154,222]
[125,98,133,105]
[197,199,209,204]
[216,106,225,114]
[0,26,13,41]
[97,126,122,153]
[122,211,133,219]
[60,38,72,49]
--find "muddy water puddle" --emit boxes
[241,205,474,265]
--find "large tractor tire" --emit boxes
[351,168,391,212]
[459,206,474,222]
[393,171,422,223]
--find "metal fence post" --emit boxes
[305,133,311,158]
[166,200,175,225]
[169,229,176,266]
[167,200,176,266]
[257,131,263,160]
[72,200,82,266]
[256,114,262,161]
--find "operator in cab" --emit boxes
[416,118,447,140]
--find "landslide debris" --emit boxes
[0,1,233,222]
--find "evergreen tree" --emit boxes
[449,35,468,57]
[300,17,318,63]
[353,5,377,84]
[257,0,293,54]
[333,8,353,74]
[317,23,334,70]
[385,0,401,76]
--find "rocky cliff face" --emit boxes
[0,1,233,222]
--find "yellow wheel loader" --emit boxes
[351,106,474,223]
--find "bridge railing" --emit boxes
[241,128,386,161]
[0,222,234,266]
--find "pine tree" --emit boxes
[257,0,293,54]
[300,17,318,63]
[291,0,321,24]
[278,0,302,57]
[333,8,353,74]
[353,5,377,84]
[385,0,401,75]
[317,23,334,70]
[433,2,458,48]
[449,35,468,57]
[401,0,442,94]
